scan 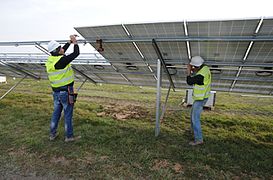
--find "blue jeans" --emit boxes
[190,98,208,142]
[50,90,74,138]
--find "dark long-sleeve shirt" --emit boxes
[51,42,79,91]
[54,43,80,69]
[186,64,206,85]
[186,74,204,85]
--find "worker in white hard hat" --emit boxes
[45,35,80,142]
[186,56,211,146]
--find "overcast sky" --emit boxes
[1,0,273,41]
[0,0,273,53]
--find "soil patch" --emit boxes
[97,103,149,121]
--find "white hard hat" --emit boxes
[48,40,61,53]
[190,56,204,67]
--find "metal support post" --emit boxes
[0,75,27,100]
[77,78,88,92]
[152,39,175,91]
[73,67,97,85]
[160,84,172,122]
[155,59,162,137]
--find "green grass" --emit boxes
[0,78,273,179]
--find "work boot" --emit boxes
[65,135,81,142]
[49,133,58,141]
[189,140,204,146]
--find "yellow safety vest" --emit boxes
[193,65,211,101]
[46,56,74,88]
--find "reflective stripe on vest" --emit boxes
[193,66,211,101]
[46,56,74,88]
[48,66,73,77]
[50,75,74,85]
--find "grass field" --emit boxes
[0,78,273,179]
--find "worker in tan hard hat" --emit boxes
[186,56,211,146]
[46,35,80,142]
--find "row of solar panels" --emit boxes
[74,17,273,94]
[0,56,272,94]
[1,17,273,94]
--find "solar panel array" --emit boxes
[0,46,110,79]
[75,17,273,95]
[1,17,273,95]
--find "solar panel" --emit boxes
[247,42,273,64]
[190,41,249,63]
[125,21,185,38]
[94,43,143,61]
[187,19,258,36]
[73,64,123,84]
[76,25,129,40]
[0,63,24,77]
[259,18,273,35]
[136,41,188,61]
